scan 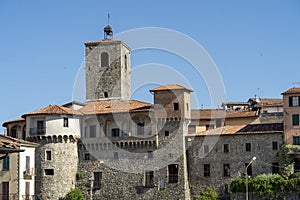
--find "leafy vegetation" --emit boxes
[64,188,84,200]
[230,173,300,198]
[278,144,297,178]
[194,187,220,200]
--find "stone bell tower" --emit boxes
[85,24,131,101]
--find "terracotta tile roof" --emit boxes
[191,109,257,120]
[0,135,37,149]
[150,84,193,92]
[2,118,25,127]
[79,100,153,115]
[84,39,131,50]
[282,87,300,95]
[193,123,283,136]
[22,105,82,117]
[257,98,283,107]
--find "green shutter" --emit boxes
[2,156,9,170]
[289,97,293,107]
[293,114,299,126]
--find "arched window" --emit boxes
[101,52,109,67]
[124,55,127,70]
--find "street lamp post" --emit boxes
[245,157,256,200]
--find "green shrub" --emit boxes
[231,173,300,197]
[64,188,84,200]
[194,187,220,200]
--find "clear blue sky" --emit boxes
[0,0,300,133]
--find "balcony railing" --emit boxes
[23,168,34,179]
[29,127,46,135]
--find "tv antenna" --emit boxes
[292,82,300,87]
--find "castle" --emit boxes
[2,24,300,200]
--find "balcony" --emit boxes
[23,168,34,180]
[29,127,46,135]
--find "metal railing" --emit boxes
[29,127,46,135]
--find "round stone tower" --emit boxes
[23,105,81,200]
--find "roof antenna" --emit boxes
[292,82,300,87]
[108,13,110,25]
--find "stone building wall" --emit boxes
[85,41,130,101]
[187,132,283,197]
[34,137,78,200]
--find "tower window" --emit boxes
[125,55,127,70]
[164,130,169,137]
[46,151,52,161]
[111,128,120,137]
[44,169,54,176]
[63,117,69,127]
[113,152,119,159]
[90,125,96,138]
[144,171,154,187]
[173,103,179,111]
[137,123,145,135]
[104,92,108,98]
[101,52,109,67]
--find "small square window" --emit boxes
[111,128,120,137]
[293,136,300,145]
[46,151,52,161]
[223,164,230,177]
[245,143,251,152]
[272,163,279,174]
[173,103,179,111]
[272,141,278,150]
[104,92,108,98]
[164,131,169,137]
[204,164,210,177]
[245,163,252,176]
[148,151,153,159]
[84,153,90,160]
[223,144,230,153]
[113,152,119,159]
[145,171,154,187]
[94,172,102,189]
[44,169,54,176]
[204,145,209,154]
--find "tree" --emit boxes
[64,188,84,200]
